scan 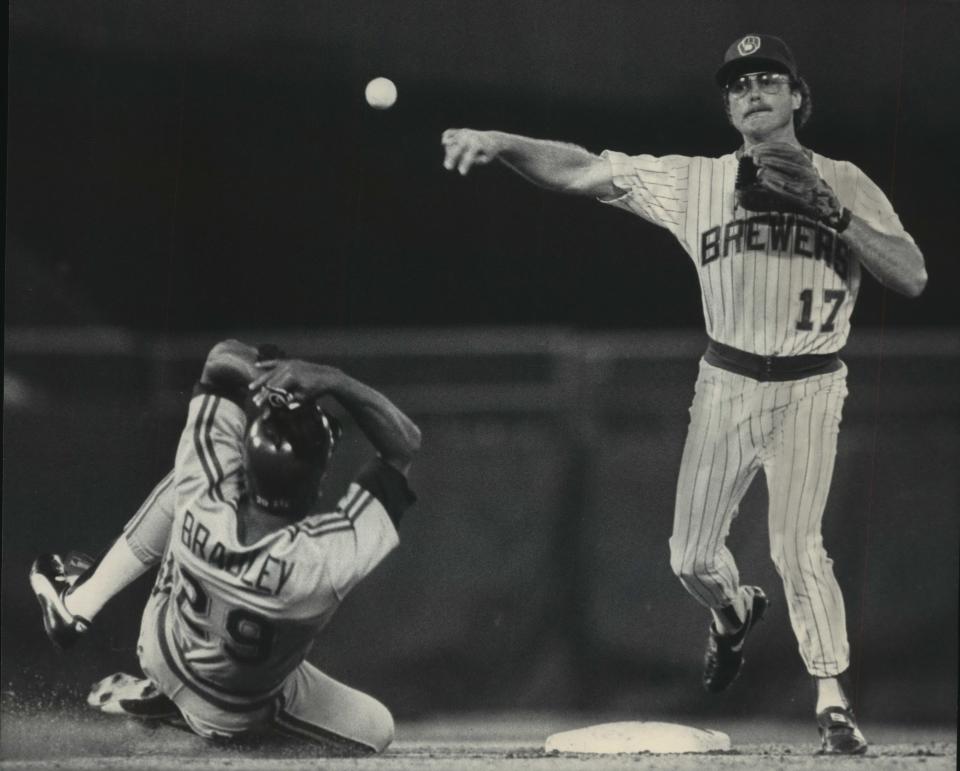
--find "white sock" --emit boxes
[64,537,150,621]
[815,677,848,713]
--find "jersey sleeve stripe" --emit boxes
[339,487,366,518]
[191,395,224,503]
[298,518,349,534]
[290,496,365,537]
[296,512,349,528]
[344,490,374,522]
[297,519,353,536]
[201,397,228,503]
[293,507,354,538]
[290,491,377,540]
[297,508,353,531]
[299,522,356,539]
[297,513,350,530]
[191,396,217,497]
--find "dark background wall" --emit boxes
[4,0,958,729]
[6,0,960,330]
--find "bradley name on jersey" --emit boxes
[179,510,294,597]
[700,211,851,281]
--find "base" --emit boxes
[544,721,731,755]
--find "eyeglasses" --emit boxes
[726,72,792,97]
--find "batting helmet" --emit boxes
[243,397,341,518]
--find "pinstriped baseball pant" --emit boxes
[669,358,850,677]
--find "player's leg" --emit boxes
[763,368,865,753]
[132,634,392,749]
[669,361,763,625]
[68,469,176,616]
[764,372,849,679]
[30,470,176,647]
[669,361,772,693]
[127,585,252,739]
[272,662,394,754]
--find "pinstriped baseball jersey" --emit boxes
[592,143,919,679]
[149,392,400,713]
[599,150,914,355]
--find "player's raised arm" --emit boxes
[325,372,421,475]
[441,128,621,199]
[200,339,265,395]
[250,360,421,475]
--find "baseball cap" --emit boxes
[716,34,799,85]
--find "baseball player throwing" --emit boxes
[441,33,926,754]
[31,340,421,751]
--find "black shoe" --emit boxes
[817,705,868,755]
[62,550,96,581]
[29,553,92,649]
[702,586,768,693]
[88,673,183,723]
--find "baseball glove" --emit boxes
[735,142,851,231]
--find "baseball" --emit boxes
[365,77,397,110]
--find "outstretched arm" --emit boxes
[840,217,927,298]
[441,128,622,198]
[250,361,421,475]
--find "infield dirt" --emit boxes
[0,699,955,770]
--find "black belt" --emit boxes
[704,339,841,382]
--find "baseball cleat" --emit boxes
[88,672,182,722]
[29,553,92,650]
[62,550,96,583]
[817,705,868,755]
[702,585,768,693]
